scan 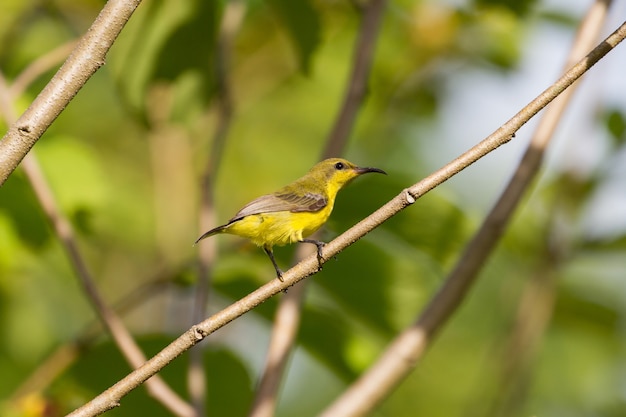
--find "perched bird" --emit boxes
[195,158,386,280]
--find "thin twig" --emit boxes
[488,6,613,414]
[248,1,387,416]
[247,277,307,417]
[22,153,196,417]
[0,0,142,185]
[189,1,246,415]
[322,0,387,158]
[0,28,196,417]
[66,18,626,417]
[319,3,616,416]
[488,258,559,416]
[12,263,185,400]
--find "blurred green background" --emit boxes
[1,0,626,416]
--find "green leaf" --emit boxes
[109,0,219,122]
[299,307,357,379]
[315,241,396,334]
[151,0,219,92]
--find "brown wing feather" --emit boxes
[279,192,327,212]
[231,192,327,221]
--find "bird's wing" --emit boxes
[276,191,328,212]
[231,192,327,221]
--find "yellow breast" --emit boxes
[226,205,332,248]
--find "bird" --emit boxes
[195,158,386,281]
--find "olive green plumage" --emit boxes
[196,158,386,280]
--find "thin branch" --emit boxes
[249,1,387,416]
[22,154,196,417]
[66,17,625,417]
[189,1,246,415]
[0,0,142,185]
[489,4,614,412]
[12,264,185,400]
[247,277,307,417]
[319,3,616,416]
[488,259,559,416]
[322,0,387,157]
[0,26,195,417]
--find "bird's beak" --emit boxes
[354,166,387,175]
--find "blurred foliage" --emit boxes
[604,108,626,146]
[1,0,626,416]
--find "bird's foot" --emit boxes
[276,269,284,282]
[314,242,326,268]
[300,239,326,270]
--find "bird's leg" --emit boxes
[264,246,284,281]
[299,239,326,270]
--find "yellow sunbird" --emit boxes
[195,158,386,280]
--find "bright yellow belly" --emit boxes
[225,208,331,248]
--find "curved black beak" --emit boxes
[355,166,387,175]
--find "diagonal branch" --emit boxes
[0,0,142,185]
[0,77,196,417]
[319,2,616,416]
[12,263,186,401]
[67,18,626,417]
[21,147,196,417]
[489,2,613,415]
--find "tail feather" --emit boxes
[194,223,229,245]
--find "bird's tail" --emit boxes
[194,224,229,245]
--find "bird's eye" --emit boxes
[335,162,344,170]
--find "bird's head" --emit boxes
[310,158,387,195]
